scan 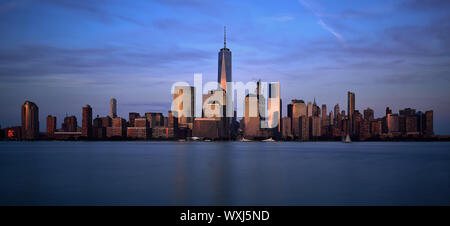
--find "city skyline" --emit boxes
[0,0,449,133]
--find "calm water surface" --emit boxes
[0,141,449,205]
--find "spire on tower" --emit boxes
[224,26,226,48]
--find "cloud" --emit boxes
[40,0,145,26]
[267,15,294,22]
[317,19,344,42]
[0,44,212,81]
[298,0,345,43]
[401,0,450,11]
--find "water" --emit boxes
[0,141,449,205]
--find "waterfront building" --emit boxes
[46,115,56,137]
[110,98,117,118]
[363,108,374,121]
[82,105,93,137]
[62,116,77,132]
[127,118,150,139]
[21,101,39,140]
[106,117,126,137]
[347,91,355,136]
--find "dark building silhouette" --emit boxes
[110,98,117,118]
[82,105,93,137]
[100,116,112,128]
[21,101,39,140]
[46,115,56,137]
[128,112,140,127]
[424,110,434,136]
[363,108,374,121]
[62,116,77,132]
[386,107,392,116]
[127,118,150,139]
[107,117,126,137]
[93,116,106,139]
[145,112,165,128]
[347,91,355,136]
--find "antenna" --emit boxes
[224,26,226,48]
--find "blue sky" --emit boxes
[0,0,449,134]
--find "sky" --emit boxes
[0,0,449,134]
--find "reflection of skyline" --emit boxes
[0,1,449,133]
[172,143,290,205]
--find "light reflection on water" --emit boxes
[0,141,449,205]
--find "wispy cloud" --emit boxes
[299,0,345,43]
[317,19,344,42]
[267,15,294,22]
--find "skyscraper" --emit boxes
[173,86,195,126]
[268,82,281,132]
[218,26,233,119]
[110,98,117,118]
[218,26,232,92]
[363,108,374,121]
[307,101,312,117]
[21,101,39,140]
[289,100,307,118]
[46,115,56,137]
[334,104,340,126]
[82,105,93,137]
[424,110,434,136]
[321,104,328,126]
[62,116,78,132]
[347,91,355,135]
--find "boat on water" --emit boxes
[344,134,352,143]
[240,138,252,142]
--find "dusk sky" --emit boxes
[0,0,449,134]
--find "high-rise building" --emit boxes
[243,94,261,138]
[93,116,106,139]
[334,104,340,123]
[145,112,165,128]
[405,115,418,135]
[127,118,150,139]
[329,111,334,126]
[363,108,374,121]
[268,82,281,133]
[321,104,328,126]
[281,117,293,140]
[399,108,416,116]
[307,101,312,117]
[173,86,195,125]
[387,113,400,134]
[218,26,232,92]
[290,100,306,118]
[82,105,93,137]
[46,115,56,137]
[62,116,77,132]
[347,91,355,135]
[312,98,319,117]
[309,116,321,138]
[128,112,141,127]
[371,120,382,136]
[288,99,306,139]
[110,98,117,118]
[21,101,39,140]
[386,107,392,116]
[424,110,434,136]
[107,117,126,137]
